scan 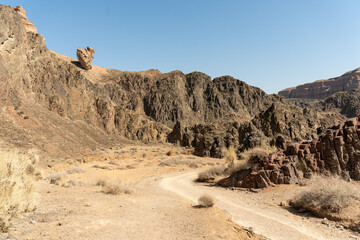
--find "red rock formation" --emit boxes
[278,68,360,99]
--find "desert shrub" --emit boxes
[158,157,191,167]
[102,181,133,195]
[290,177,360,216]
[66,167,85,174]
[197,165,226,182]
[48,173,71,187]
[0,150,38,232]
[240,146,275,164]
[223,146,237,172]
[295,159,307,172]
[198,194,215,207]
[96,179,107,187]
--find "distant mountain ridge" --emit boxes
[278,68,360,99]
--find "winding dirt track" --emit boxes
[159,171,335,240]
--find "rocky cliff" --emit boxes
[0,5,345,158]
[219,116,360,188]
[278,68,360,99]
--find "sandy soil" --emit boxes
[4,145,263,240]
[3,144,360,240]
[160,172,360,240]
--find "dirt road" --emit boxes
[160,171,357,240]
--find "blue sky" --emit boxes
[3,0,360,93]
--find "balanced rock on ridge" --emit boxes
[76,46,95,70]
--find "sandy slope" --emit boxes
[160,171,359,240]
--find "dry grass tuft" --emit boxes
[48,173,71,187]
[96,179,107,187]
[0,150,38,232]
[239,146,275,164]
[197,166,226,182]
[198,194,215,208]
[66,167,85,174]
[290,177,360,218]
[102,181,133,195]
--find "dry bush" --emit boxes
[198,194,215,208]
[197,165,226,182]
[239,146,275,164]
[290,177,360,217]
[66,167,85,174]
[102,181,133,195]
[158,157,191,167]
[48,173,71,187]
[0,150,38,232]
[96,179,107,187]
[223,146,237,172]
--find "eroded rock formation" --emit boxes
[279,68,360,99]
[0,4,347,158]
[219,116,360,188]
[77,47,95,70]
[13,6,37,33]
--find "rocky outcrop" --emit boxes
[318,89,360,118]
[13,6,37,33]
[0,5,170,150]
[167,100,343,158]
[219,116,360,188]
[279,68,360,99]
[76,47,95,70]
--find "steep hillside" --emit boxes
[0,5,345,159]
[318,89,360,118]
[279,68,360,99]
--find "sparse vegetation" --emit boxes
[198,194,215,208]
[239,146,275,165]
[96,179,107,187]
[223,146,237,172]
[0,150,38,232]
[290,177,360,218]
[197,166,226,182]
[66,167,85,174]
[48,173,71,187]
[159,157,200,167]
[295,159,307,173]
[101,181,133,195]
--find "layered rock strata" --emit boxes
[279,68,360,99]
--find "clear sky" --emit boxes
[3,0,360,93]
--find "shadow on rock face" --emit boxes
[71,61,86,70]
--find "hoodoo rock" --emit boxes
[76,46,95,70]
[13,6,37,33]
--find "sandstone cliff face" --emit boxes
[278,68,360,99]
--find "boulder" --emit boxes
[76,46,95,70]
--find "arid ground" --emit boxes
[1,145,358,240]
